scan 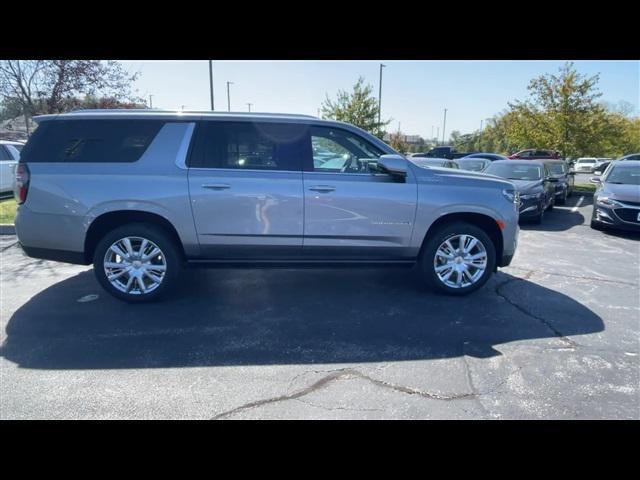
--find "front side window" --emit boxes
[546,163,566,175]
[310,126,384,173]
[0,146,11,161]
[191,121,308,171]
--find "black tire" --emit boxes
[557,188,567,205]
[420,222,496,296]
[532,203,544,224]
[546,195,555,211]
[93,223,182,303]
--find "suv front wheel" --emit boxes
[420,222,496,295]
[93,223,181,303]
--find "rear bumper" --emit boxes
[19,244,89,265]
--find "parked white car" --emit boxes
[574,157,598,173]
[0,140,24,193]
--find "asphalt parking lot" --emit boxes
[0,193,638,419]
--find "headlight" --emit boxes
[520,192,541,200]
[502,188,519,204]
[596,196,623,208]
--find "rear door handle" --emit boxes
[309,185,335,193]
[202,184,231,190]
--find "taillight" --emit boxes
[14,163,30,205]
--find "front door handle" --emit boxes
[202,184,231,190]
[309,185,335,193]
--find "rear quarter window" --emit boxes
[19,120,164,163]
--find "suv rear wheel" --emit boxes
[93,223,181,303]
[420,222,496,295]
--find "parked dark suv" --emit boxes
[15,110,519,302]
[508,149,560,160]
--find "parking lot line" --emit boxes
[571,196,585,213]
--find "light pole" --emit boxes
[442,108,448,144]
[208,61,214,110]
[226,81,234,112]
[378,63,386,126]
[148,95,153,108]
[247,103,252,112]
[436,127,439,145]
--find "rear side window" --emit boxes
[189,121,309,171]
[19,120,164,163]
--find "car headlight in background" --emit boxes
[520,192,541,200]
[502,188,519,205]
[596,196,623,208]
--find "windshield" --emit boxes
[458,159,488,171]
[485,163,542,180]
[577,159,595,164]
[412,159,447,167]
[546,163,566,175]
[604,166,640,185]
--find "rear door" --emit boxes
[0,145,17,192]
[187,120,309,259]
[302,126,417,259]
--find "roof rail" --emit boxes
[67,109,317,119]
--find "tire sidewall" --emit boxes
[421,222,496,295]
[93,223,181,303]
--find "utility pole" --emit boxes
[442,108,448,144]
[148,95,153,108]
[208,61,215,110]
[436,127,439,145]
[378,63,386,126]
[317,108,321,118]
[247,103,252,112]
[226,81,234,112]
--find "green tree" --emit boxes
[0,60,141,116]
[321,76,390,138]
[507,62,612,158]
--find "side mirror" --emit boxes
[377,155,408,178]
[590,177,601,184]
[546,177,559,183]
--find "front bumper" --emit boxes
[592,204,640,231]
[518,198,542,218]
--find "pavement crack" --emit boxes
[211,367,476,419]
[0,241,18,253]
[495,272,579,348]
[507,266,638,287]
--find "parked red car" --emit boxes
[509,149,560,160]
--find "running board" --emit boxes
[186,258,416,269]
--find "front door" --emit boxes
[303,126,417,259]
[188,121,309,258]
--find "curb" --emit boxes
[0,224,16,235]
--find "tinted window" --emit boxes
[0,146,11,161]
[12,144,24,152]
[191,121,308,171]
[19,120,163,163]
[311,126,383,173]
[458,159,488,171]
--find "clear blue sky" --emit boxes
[119,60,639,140]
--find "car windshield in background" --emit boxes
[578,159,596,164]
[12,144,24,152]
[458,159,487,171]
[605,166,640,185]
[412,159,447,167]
[547,163,566,175]
[485,163,542,180]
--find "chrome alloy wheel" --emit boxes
[103,236,167,295]
[433,234,488,289]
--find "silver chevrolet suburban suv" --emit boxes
[14,110,519,302]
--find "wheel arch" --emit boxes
[419,212,504,268]
[84,210,186,264]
